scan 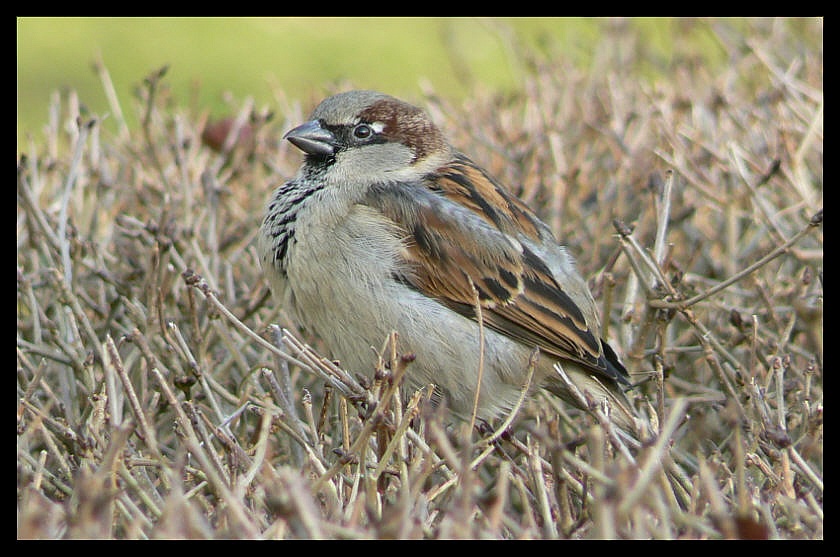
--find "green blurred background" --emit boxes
[16,17,813,148]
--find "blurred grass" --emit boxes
[16,17,558,145]
[17,17,770,149]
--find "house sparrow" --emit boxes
[259,90,640,432]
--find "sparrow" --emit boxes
[259,90,640,432]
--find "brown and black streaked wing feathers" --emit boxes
[364,154,624,384]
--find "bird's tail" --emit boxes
[542,361,648,437]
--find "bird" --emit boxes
[259,90,641,432]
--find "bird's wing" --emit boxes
[364,154,627,385]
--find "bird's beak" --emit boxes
[283,120,336,157]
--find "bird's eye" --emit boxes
[353,124,372,139]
